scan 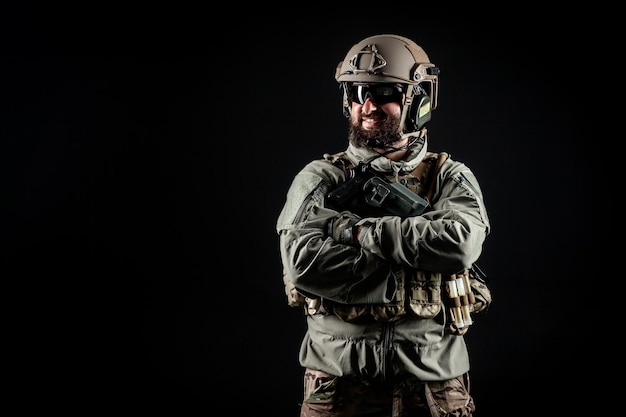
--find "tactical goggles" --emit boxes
[348,83,404,105]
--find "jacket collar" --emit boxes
[345,135,428,175]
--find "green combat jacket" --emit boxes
[276,138,490,382]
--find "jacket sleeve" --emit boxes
[357,159,490,273]
[276,159,401,305]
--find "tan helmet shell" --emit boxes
[335,34,436,89]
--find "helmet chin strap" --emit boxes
[366,135,421,156]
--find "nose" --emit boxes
[361,96,378,111]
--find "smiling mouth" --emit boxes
[361,116,382,129]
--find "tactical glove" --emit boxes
[327,211,361,246]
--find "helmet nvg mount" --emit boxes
[335,34,440,137]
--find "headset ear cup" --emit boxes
[411,94,432,130]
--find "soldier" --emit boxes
[276,34,491,417]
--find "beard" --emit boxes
[348,111,403,149]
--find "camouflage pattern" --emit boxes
[300,368,475,417]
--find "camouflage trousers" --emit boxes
[300,369,475,417]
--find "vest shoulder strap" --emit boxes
[417,151,448,201]
[323,151,353,170]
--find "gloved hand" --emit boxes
[327,211,361,246]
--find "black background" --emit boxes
[2,6,587,415]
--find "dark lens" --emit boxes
[369,85,403,104]
[349,84,403,105]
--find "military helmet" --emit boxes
[336,34,440,134]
